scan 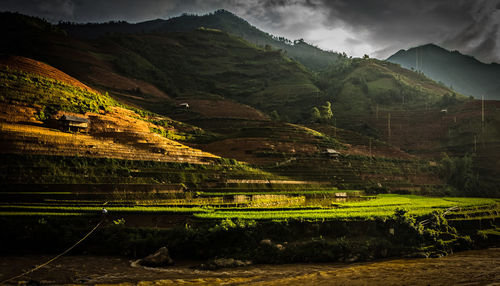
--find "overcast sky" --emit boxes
[1,0,499,63]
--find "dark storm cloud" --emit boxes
[1,0,498,63]
[0,0,75,22]
[316,0,499,63]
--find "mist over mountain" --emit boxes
[387,44,500,100]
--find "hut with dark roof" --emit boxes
[59,114,89,132]
[322,148,340,159]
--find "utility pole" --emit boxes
[415,48,418,71]
[474,135,477,153]
[482,95,485,131]
[420,47,423,73]
[369,138,372,161]
[334,118,337,138]
[388,113,391,138]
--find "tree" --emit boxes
[440,153,479,195]
[270,110,280,122]
[321,101,333,120]
[310,107,321,122]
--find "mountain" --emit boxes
[0,55,220,163]
[318,56,466,127]
[0,55,445,194]
[387,44,500,100]
[1,12,499,196]
[59,9,344,71]
[1,12,324,122]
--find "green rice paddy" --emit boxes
[1,194,497,221]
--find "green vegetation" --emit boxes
[2,190,496,222]
[0,11,499,267]
[1,202,497,263]
[387,44,500,100]
[194,195,498,220]
[0,66,115,116]
[316,57,468,127]
[59,9,344,71]
[198,190,356,196]
[309,101,334,123]
[0,205,207,214]
[103,28,321,120]
[440,154,479,195]
[0,153,279,186]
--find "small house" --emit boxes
[59,114,89,132]
[179,102,190,109]
[323,148,340,159]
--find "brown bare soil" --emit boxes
[87,65,172,101]
[179,99,268,120]
[366,100,500,157]
[312,125,413,160]
[7,35,171,104]
[202,137,318,165]
[0,55,96,92]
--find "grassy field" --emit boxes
[0,65,115,116]
[1,194,497,222]
[193,195,498,220]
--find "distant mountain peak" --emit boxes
[213,9,235,15]
[387,43,500,100]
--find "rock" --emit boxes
[275,244,284,251]
[197,258,252,270]
[260,239,272,246]
[406,252,429,258]
[345,255,359,263]
[138,247,174,267]
[74,277,91,283]
[430,252,443,258]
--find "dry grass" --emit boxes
[0,104,219,164]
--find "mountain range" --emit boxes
[58,9,500,101]
[387,44,500,100]
[0,10,499,195]
[59,9,344,72]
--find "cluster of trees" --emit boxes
[440,153,480,195]
[269,101,333,124]
[439,92,460,107]
[310,101,333,123]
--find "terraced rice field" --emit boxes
[1,194,497,225]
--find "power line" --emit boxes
[1,217,105,284]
